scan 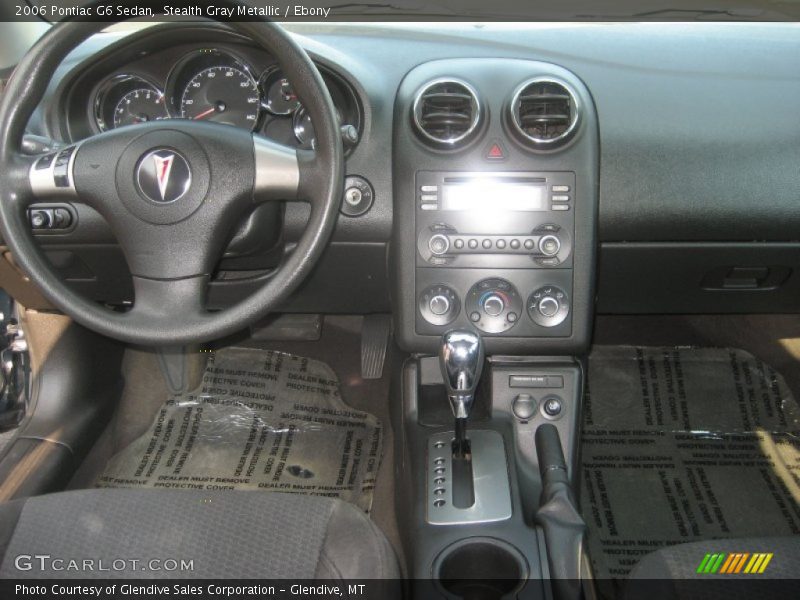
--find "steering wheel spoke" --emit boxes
[252,134,300,204]
[129,275,209,324]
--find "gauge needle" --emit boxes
[193,107,217,120]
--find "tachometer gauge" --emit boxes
[180,66,260,130]
[93,75,167,132]
[113,88,168,128]
[261,69,301,116]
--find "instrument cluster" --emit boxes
[92,48,361,152]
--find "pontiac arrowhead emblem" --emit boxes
[136,149,191,203]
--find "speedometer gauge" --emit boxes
[180,66,260,130]
[113,88,168,128]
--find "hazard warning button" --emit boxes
[485,140,507,160]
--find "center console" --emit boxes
[391,58,599,597]
[393,58,598,356]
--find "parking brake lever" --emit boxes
[534,424,586,600]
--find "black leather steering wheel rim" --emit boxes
[0,17,343,346]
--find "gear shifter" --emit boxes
[439,329,483,473]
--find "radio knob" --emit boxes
[483,294,505,317]
[428,234,450,256]
[538,235,561,257]
[538,296,560,317]
[429,295,451,316]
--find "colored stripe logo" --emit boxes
[696,552,773,574]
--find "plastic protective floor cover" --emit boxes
[97,348,383,513]
[583,346,800,583]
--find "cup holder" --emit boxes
[433,537,528,600]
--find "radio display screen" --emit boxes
[441,177,546,212]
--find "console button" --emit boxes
[552,204,570,211]
[512,394,537,420]
[428,234,450,255]
[523,239,535,250]
[496,239,507,250]
[539,235,561,257]
[507,312,518,323]
[468,239,479,249]
[510,239,520,250]
[454,239,464,249]
[552,185,570,192]
[542,396,563,418]
[482,239,492,249]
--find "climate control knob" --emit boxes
[528,286,570,327]
[537,296,560,317]
[465,278,522,334]
[429,294,451,316]
[419,284,460,326]
[482,294,505,317]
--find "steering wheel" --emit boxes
[0,18,343,346]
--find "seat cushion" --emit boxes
[0,489,399,580]
[625,536,800,599]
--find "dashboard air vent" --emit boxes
[413,79,481,148]
[510,78,579,148]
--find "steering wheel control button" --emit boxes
[512,394,537,420]
[419,284,460,326]
[465,278,522,333]
[136,149,192,204]
[36,153,56,170]
[528,286,570,327]
[341,175,374,217]
[29,210,50,229]
[542,396,564,419]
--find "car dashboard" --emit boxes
[14,21,800,353]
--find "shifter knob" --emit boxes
[439,330,484,419]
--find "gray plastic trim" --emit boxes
[426,429,512,525]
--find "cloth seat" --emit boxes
[0,488,399,581]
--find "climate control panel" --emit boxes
[416,270,573,337]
